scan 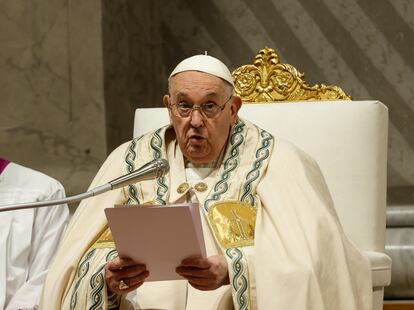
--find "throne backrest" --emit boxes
[133,48,388,252]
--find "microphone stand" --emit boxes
[0,159,169,212]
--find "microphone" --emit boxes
[0,158,169,212]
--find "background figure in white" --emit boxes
[0,158,70,310]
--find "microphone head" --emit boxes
[154,158,170,178]
[109,159,170,190]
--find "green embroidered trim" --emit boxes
[125,136,143,204]
[124,127,170,206]
[89,269,105,309]
[89,249,118,310]
[105,251,121,309]
[241,130,273,206]
[125,138,138,173]
[203,122,272,310]
[226,248,250,310]
[204,120,245,212]
[150,128,169,205]
[126,185,139,205]
[70,249,96,310]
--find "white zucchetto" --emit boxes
[169,55,234,87]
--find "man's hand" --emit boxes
[105,257,149,295]
[176,255,229,290]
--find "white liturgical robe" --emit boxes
[0,160,70,310]
[40,119,372,310]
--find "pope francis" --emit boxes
[40,55,372,309]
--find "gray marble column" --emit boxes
[102,0,164,153]
[385,205,414,298]
[0,0,107,196]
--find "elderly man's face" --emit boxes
[163,71,241,164]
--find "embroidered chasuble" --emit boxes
[40,118,372,310]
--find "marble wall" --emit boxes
[0,0,107,196]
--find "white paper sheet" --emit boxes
[105,203,206,281]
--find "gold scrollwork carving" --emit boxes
[232,47,351,103]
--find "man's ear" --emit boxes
[163,95,174,125]
[163,95,170,108]
[230,96,242,125]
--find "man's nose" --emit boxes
[190,109,204,127]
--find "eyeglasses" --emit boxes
[169,95,233,119]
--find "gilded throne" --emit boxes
[134,47,391,310]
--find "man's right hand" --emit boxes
[105,257,149,295]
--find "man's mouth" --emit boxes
[188,135,205,143]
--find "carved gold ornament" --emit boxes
[232,47,351,102]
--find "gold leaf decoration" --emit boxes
[232,47,351,103]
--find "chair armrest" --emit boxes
[365,251,392,287]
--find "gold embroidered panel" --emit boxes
[232,47,351,103]
[208,201,256,249]
[92,226,115,249]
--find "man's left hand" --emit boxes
[176,255,229,290]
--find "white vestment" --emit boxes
[40,119,372,310]
[0,162,70,310]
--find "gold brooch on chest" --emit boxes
[194,182,208,192]
[177,182,190,194]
